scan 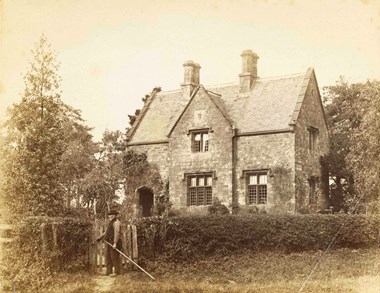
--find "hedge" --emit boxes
[2,216,92,291]
[137,214,379,261]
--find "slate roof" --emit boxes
[128,69,313,144]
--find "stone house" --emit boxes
[126,50,329,215]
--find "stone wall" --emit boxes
[127,143,170,180]
[168,88,233,214]
[235,132,296,213]
[294,75,329,212]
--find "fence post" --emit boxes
[40,223,48,253]
[132,225,138,270]
[121,223,127,267]
[126,225,133,271]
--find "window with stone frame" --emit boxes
[308,126,319,151]
[191,131,209,152]
[246,172,268,204]
[187,174,213,206]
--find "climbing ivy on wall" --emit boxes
[271,165,294,213]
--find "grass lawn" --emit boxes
[43,248,380,292]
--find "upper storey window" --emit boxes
[191,130,209,152]
[308,126,319,151]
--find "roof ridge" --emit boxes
[156,88,182,94]
[258,72,307,81]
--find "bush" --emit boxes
[137,214,379,262]
[208,198,229,215]
[2,216,92,291]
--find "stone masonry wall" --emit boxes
[294,76,329,212]
[127,143,169,180]
[168,88,233,215]
[235,132,296,213]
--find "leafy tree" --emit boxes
[81,130,125,217]
[0,35,67,217]
[323,78,379,213]
[347,81,380,213]
[59,105,97,208]
[323,79,362,211]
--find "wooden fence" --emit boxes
[90,220,138,273]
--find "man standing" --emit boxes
[97,210,122,276]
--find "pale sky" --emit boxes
[1,0,379,141]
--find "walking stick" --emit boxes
[104,240,156,281]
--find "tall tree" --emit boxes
[81,130,125,217]
[347,81,380,213]
[1,36,66,217]
[59,105,98,209]
[323,78,379,213]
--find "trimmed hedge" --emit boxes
[137,214,379,261]
[2,216,92,291]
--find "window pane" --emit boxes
[189,188,197,206]
[206,176,212,186]
[249,175,257,185]
[190,177,197,187]
[194,134,201,141]
[248,185,257,204]
[193,141,201,152]
[258,185,267,204]
[205,187,212,205]
[199,177,205,186]
[203,140,209,152]
[259,174,267,184]
[197,187,204,205]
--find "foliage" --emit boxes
[323,79,380,213]
[346,80,380,214]
[270,165,294,212]
[208,197,230,215]
[1,217,92,291]
[81,130,125,218]
[128,109,141,127]
[122,149,164,219]
[137,214,379,261]
[152,180,172,216]
[59,105,97,209]
[0,35,66,217]
[136,216,171,260]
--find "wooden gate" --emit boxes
[90,219,138,273]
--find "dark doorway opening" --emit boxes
[138,187,154,217]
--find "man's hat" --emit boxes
[107,210,119,215]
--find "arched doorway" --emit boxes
[137,187,154,217]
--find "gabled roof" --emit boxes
[167,86,233,137]
[127,69,315,144]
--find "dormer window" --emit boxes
[191,130,209,152]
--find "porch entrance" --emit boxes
[138,187,154,217]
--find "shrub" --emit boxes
[137,214,379,262]
[2,216,92,291]
[208,198,229,215]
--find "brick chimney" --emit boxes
[181,60,201,97]
[239,50,259,92]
